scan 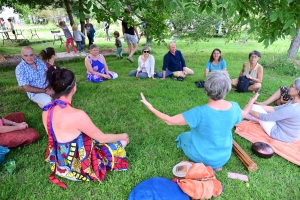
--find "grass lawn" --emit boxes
[0,33,300,199]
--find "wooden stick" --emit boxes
[233,140,258,172]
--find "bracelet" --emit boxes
[11,122,15,126]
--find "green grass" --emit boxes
[1,37,300,199]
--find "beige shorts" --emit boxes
[172,67,193,77]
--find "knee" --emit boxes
[256,83,262,89]
[231,79,238,86]
[189,70,194,75]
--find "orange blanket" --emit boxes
[235,120,300,166]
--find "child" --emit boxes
[57,21,78,54]
[114,31,122,59]
[84,18,95,47]
[72,24,85,52]
[7,18,17,40]
[0,18,9,39]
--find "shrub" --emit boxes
[260,53,300,77]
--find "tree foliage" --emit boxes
[172,0,299,46]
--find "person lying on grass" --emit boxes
[247,77,300,143]
[140,70,258,170]
[42,68,129,188]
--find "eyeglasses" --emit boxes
[143,51,150,53]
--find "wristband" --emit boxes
[11,122,15,126]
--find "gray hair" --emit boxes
[89,44,99,50]
[142,46,151,53]
[204,71,232,100]
[295,77,300,98]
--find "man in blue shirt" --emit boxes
[156,43,194,79]
[15,46,53,108]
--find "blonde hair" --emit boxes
[72,24,78,31]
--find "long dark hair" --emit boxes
[40,47,56,62]
[46,68,76,99]
[209,48,222,63]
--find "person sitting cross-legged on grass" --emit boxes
[205,48,227,77]
[85,44,118,83]
[247,78,300,142]
[42,68,129,188]
[129,46,155,79]
[140,71,258,170]
[156,42,194,79]
[0,112,40,148]
[231,50,263,92]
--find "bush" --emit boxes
[18,39,31,46]
[260,53,300,77]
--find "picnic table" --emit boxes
[51,31,65,48]
[0,30,14,45]
[14,27,40,39]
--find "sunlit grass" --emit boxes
[0,38,299,199]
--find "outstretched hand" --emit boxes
[249,92,259,103]
[140,93,153,108]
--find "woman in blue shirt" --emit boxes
[205,48,227,77]
[140,71,258,170]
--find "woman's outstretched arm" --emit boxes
[140,93,187,125]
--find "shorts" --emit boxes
[12,30,15,35]
[124,33,137,44]
[280,86,291,101]
[31,93,52,107]
[172,67,194,77]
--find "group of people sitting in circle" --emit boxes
[1,42,299,187]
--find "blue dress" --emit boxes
[175,102,242,169]
[86,55,117,83]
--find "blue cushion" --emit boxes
[128,177,189,200]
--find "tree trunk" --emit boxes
[287,28,300,60]
[78,0,86,45]
[63,0,74,26]
[80,20,86,45]
[146,35,152,44]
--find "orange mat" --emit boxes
[235,120,300,166]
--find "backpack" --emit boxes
[236,76,250,92]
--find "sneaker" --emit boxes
[127,57,133,63]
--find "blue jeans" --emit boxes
[116,47,122,58]
[76,41,83,52]
[156,70,173,78]
[129,70,149,78]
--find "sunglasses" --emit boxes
[143,51,150,53]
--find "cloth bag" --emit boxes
[173,162,223,199]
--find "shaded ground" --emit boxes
[0,49,118,68]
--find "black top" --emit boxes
[122,21,134,35]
